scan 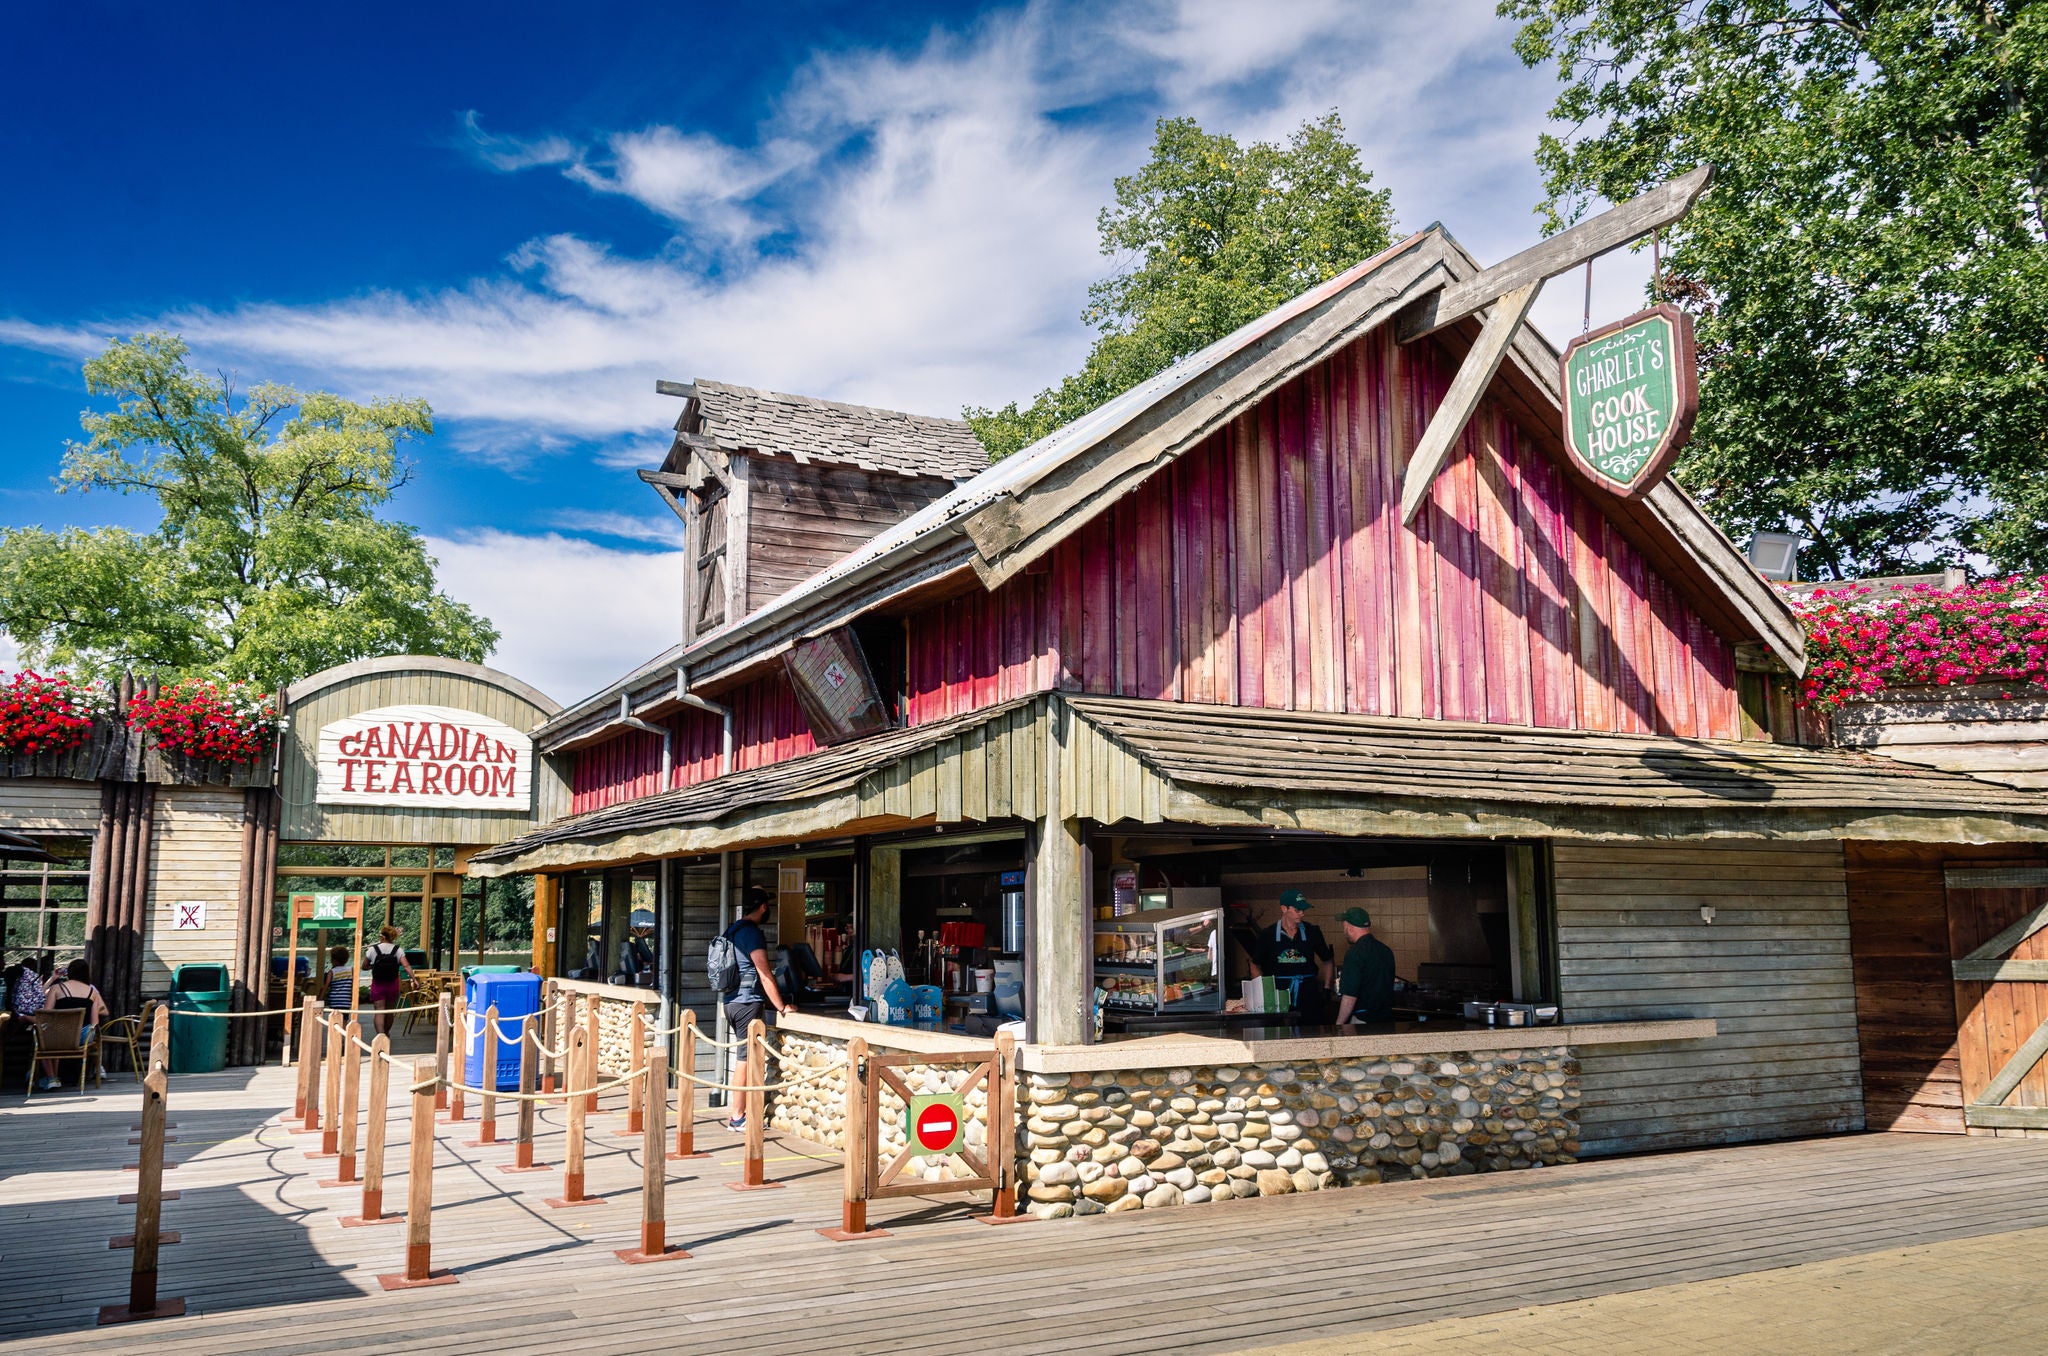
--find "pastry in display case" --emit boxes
[1092,908,1224,1015]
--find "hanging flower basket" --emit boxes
[0,670,113,757]
[125,679,278,764]
[1791,576,2048,709]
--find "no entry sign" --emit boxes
[905,1093,965,1157]
[1560,304,1698,499]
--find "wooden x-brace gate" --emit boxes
[1946,866,2048,1131]
[821,1031,1032,1240]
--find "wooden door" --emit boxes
[1945,866,2048,1132]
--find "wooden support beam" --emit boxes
[1397,165,1713,343]
[1398,281,1542,525]
[1957,901,2048,965]
[655,379,696,399]
[1951,958,2048,983]
[1975,1017,2048,1109]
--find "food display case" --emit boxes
[1092,908,1224,1015]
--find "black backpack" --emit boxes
[369,943,402,985]
[707,926,743,997]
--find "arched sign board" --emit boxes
[1560,303,1699,499]
[316,704,534,811]
[905,1093,965,1158]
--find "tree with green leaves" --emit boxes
[966,112,1398,459]
[1502,0,2048,578]
[0,333,499,688]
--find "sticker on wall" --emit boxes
[173,901,206,931]
[316,703,534,810]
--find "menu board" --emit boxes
[782,626,894,745]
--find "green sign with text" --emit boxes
[1560,304,1698,499]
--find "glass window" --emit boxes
[277,843,390,869]
[434,847,456,869]
[1,837,93,969]
[390,846,430,869]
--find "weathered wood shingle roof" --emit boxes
[688,379,988,481]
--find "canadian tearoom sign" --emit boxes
[317,704,533,810]
[1560,304,1698,499]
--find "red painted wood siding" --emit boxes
[570,671,818,814]
[906,328,1740,739]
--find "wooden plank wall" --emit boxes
[141,786,247,996]
[744,457,957,614]
[907,328,1740,739]
[0,777,103,834]
[1554,840,1864,1155]
[1845,841,1969,1133]
[1833,688,2048,790]
[569,672,819,816]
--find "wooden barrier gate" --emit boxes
[822,1032,1030,1241]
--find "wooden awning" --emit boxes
[1060,695,2048,844]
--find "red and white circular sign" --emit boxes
[914,1100,961,1153]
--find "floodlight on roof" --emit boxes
[1747,531,1803,581]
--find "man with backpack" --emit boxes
[364,925,415,1038]
[707,886,794,1132]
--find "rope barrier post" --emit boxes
[150,1003,170,1075]
[445,995,468,1125]
[669,1011,708,1161]
[500,1023,547,1174]
[583,997,600,1114]
[433,992,451,1111]
[99,1067,186,1324]
[619,1009,646,1137]
[547,1026,603,1210]
[470,1004,500,1147]
[819,1036,882,1241]
[342,1035,401,1227]
[540,989,560,1094]
[311,1014,344,1158]
[726,1018,781,1192]
[298,1001,326,1133]
[320,1031,363,1188]
[617,1040,688,1264]
[378,1060,456,1290]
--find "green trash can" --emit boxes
[168,962,232,1073]
[461,965,523,977]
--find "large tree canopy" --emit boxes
[1502,0,2048,578]
[0,334,499,688]
[966,113,1398,459]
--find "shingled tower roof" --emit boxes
[682,378,989,481]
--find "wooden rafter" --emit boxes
[1397,280,1540,525]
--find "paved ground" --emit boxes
[5,1046,2048,1355]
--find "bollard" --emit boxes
[299,1002,327,1135]
[378,1059,456,1290]
[499,1023,548,1174]
[583,998,600,1114]
[341,1036,401,1227]
[149,1004,171,1075]
[311,1014,344,1158]
[619,1009,646,1138]
[433,991,451,1111]
[547,1027,603,1209]
[726,1019,781,1192]
[617,1042,687,1263]
[320,1032,362,1187]
[470,1004,500,1147]
[669,1011,709,1161]
[99,1068,186,1323]
[445,996,468,1125]
[820,1036,882,1241]
[291,997,317,1118]
[540,989,560,1095]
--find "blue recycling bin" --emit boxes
[463,971,542,1091]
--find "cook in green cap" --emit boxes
[1335,907,1397,1025]
[1249,887,1333,1023]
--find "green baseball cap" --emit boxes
[1278,888,1311,911]
[1337,907,1372,927]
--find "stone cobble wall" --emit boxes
[768,1031,993,1187]
[561,992,655,1077]
[1021,1050,1579,1219]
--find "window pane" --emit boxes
[387,896,424,951]
[390,846,430,869]
[434,847,455,868]
[51,910,86,950]
[386,876,424,893]
[277,843,389,869]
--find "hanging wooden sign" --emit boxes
[1560,304,1698,498]
[783,626,893,745]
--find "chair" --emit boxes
[26,1009,97,1097]
[97,999,153,1080]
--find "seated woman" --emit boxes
[39,957,109,1090]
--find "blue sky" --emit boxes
[0,0,1654,702]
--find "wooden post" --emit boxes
[298,1001,326,1133]
[98,1067,186,1323]
[445,995,468,1125]
[982,1031,1026,1224]
[432,991,451,1111]
[342,1036,400,1227]
[819,1036,881,1240]
[583,997,601,1114]
[500,1022,547,1174]
[669,1011,708,1161]
[313,1014,344,1158]
[617,1041,687,1263]
[540,987,560,1095]
[619,1009,646,1137]
[377,1059,456,1289]
[726,1019,781,1192]
[547,1026,603,1209]
[320,1031,362,1188]
[149,1003,170,1075]
[472,1004,500,1146]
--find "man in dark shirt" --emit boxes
[1335,907,1397,1025]
[722,887,793,1132]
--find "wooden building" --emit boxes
[463,226,2048,1202]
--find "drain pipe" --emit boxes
[613,692,672,787]
[672,666,734,776]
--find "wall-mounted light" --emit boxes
[1700,905,1716,925]
[1747,531,1803,582]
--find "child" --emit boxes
[322,944,358,1019]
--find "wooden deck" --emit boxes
[7,1050,2048,1354]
